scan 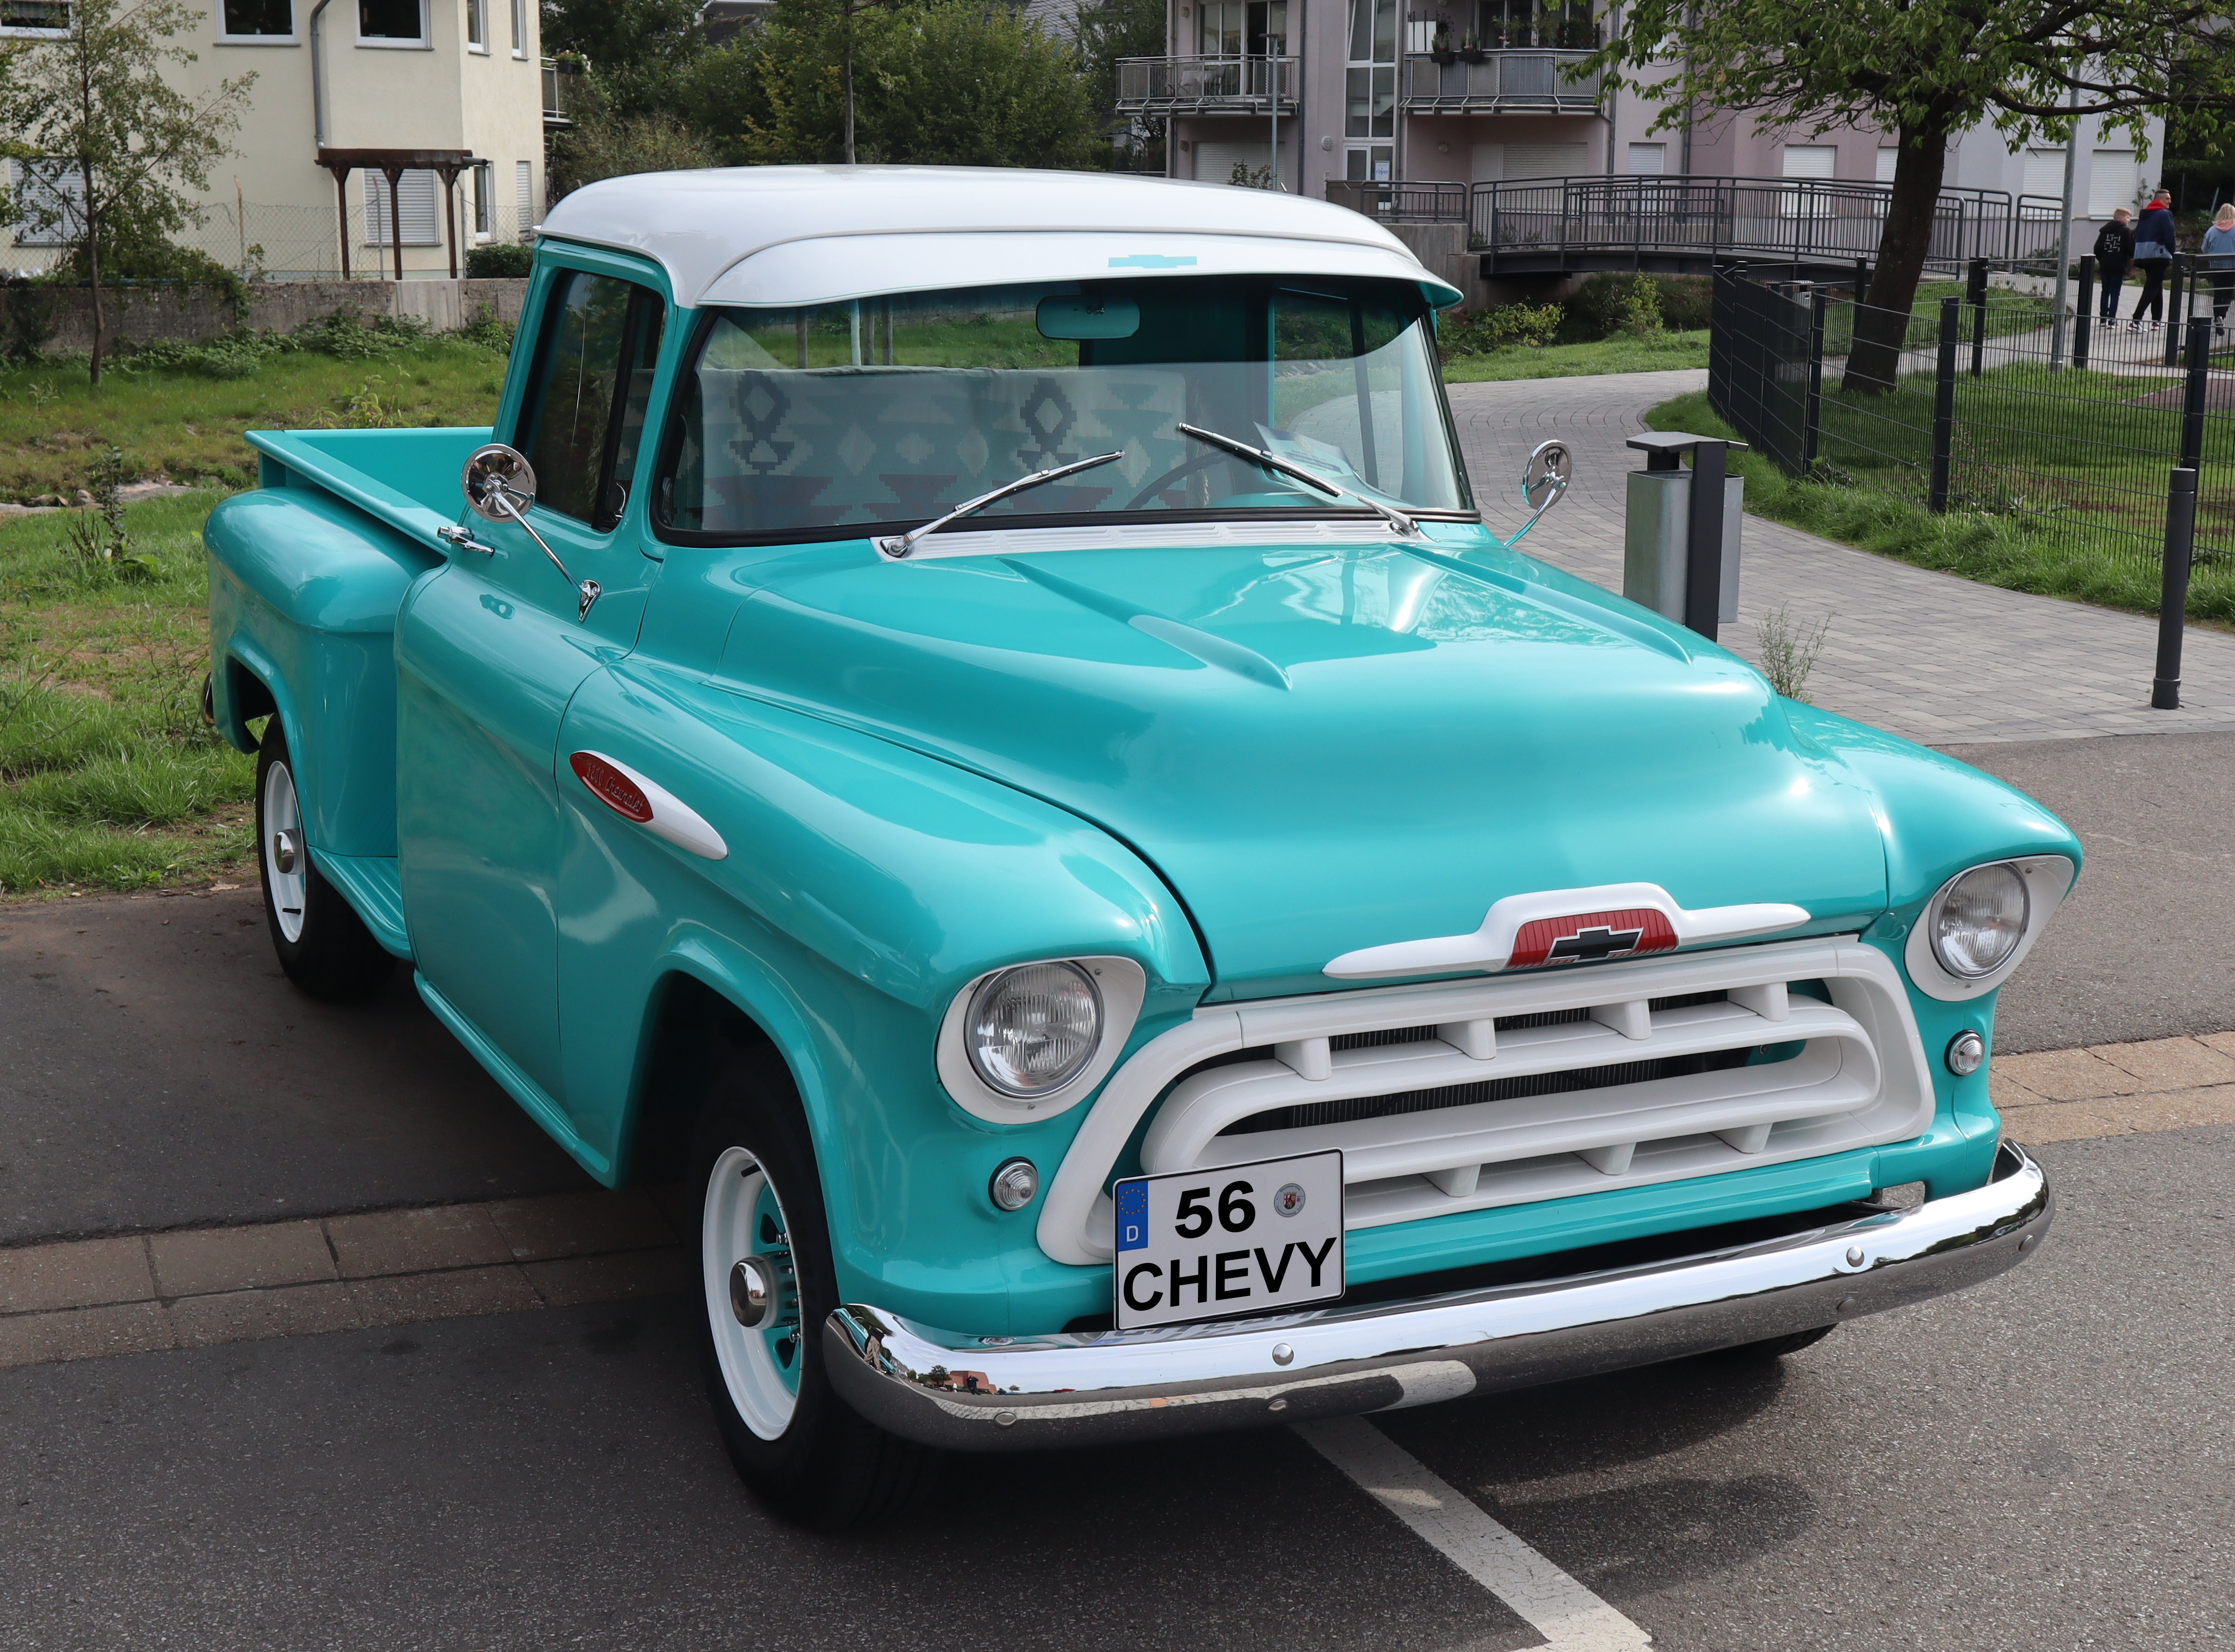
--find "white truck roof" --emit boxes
[537,165,1463,310]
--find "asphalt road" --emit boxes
[2,730,2227,1246]
[3,1123,2228,1652]
[1949,731,2235,1053]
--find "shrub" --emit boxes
[455,302,516,355]
[1652,275,1712,331]
[1440,301,1565,358]
[1567,273,1663,340]
[466,243,535,279]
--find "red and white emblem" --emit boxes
[1322,883,1808,979]
[568,750,729,861]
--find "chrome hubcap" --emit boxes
[261,760,307,944]
[703,1147,803,1439]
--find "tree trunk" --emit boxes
[83,160,103,388]
[843,36,856,164]
[1842,121,1951,395]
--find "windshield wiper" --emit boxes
[1175,422,1420,537]
[876,450,1124,559]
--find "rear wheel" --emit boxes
[691,1049,939,1530]
[1706,1324,1836,1362]
[256,721,395,1003]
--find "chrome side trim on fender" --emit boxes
[826,1141,2049,1453]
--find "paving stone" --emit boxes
[1992,1046,2142,1102]
[170,1283,363,1348]
[325,1204,514,1279]
[1988,1069,2049,1110]
[523,1248,691,1308]
[1447,372,2235,745]
[0,1235,153,1315]
[349,1265,540,1327]
[150,1220,336,1298]
[2003,1084,2235,1144]
[486,1189,675,1263]
[2086,1038,2235,1091]
[0,1301,172,1368]
[2199,1031,2235,1060]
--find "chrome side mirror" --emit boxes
[456,442,600,623]
[1521,439,1572,521]
[463,443,537,523]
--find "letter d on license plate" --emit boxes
[1112,1150,1344,1331]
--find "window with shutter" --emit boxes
[365,170,442,246]
[1501,142,1587,180]
[1875,147,1897,183]
[2088,151,2138,217]
[1781,145,1836,179]
[1626,142,1666,176]
[516,160,535,225]
[10,159,83,246]
[2021,149,2066,200]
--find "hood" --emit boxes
[714,534,1890,997]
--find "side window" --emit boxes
[517,270,665,531]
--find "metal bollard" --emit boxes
[2153,468,2199,710]
[1623,433,1747,641]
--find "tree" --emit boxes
[0,0,252,384]
[1072,0,1165,168]
[728,0,1104,169]
[539,0,707,118]
[1585,0,2235,393]
[548,78,720,199]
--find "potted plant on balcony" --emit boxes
[1459,31,1487,61]
[1429,21,1456,63]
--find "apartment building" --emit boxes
[1121,0,2160,238]
[3,0,557,278]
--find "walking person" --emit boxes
[2204,203,2235,336]
[2094,208,2134,323]
[2130,191,2177,331]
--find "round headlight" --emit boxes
[966,962,1103,1097]
[1932,864,2030,978]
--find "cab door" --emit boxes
[397,265,666,1111]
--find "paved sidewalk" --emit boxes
[5,1031,2230,1374]
[1447,370,2235,745]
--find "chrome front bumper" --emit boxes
[825,1142,2051,1452]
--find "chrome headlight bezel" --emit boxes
[1903,856,2075,1001]
[936,956,1146,1122]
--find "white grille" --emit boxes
[1036,936,1936,1266]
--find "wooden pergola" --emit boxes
[314,147,477,281]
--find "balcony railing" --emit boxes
[542,58,577,125]
[1400,49,1599,111]
[1116,55,1298,113]
[1324,180,1470,224]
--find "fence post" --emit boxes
[2153,468,2200,710]
[1804,288,1827,473]
[2181,315,2212,470]
[1967,256,1989,377]
[1929,296,1959,512]
[2163,259,2187,367]
[2074,256,2094,370]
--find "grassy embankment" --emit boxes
[0,333,507,896]
[1648,357,2235,624]
[1443,329,1710,382]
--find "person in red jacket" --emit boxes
[2130,193,2177,330]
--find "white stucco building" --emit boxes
[4,0,557,278]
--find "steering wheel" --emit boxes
[1123,448,1239,511]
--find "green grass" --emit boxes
[0,335,510,502]
[0,491,257,896]
[1444,330,1710,383]
[1647,384,2235,624]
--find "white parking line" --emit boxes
[1294,1416,1652,1651]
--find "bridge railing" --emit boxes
[1470,175,2032,271]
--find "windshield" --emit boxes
[652,275,1470,543]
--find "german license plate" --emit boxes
[1112,1150,1344,1331]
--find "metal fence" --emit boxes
[1468,174,2062,271]
[1324,179,1469,224]
[1708,262,2235,636]
[3,200,539,282]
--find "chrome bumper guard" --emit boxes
[825,1142,2050,1452]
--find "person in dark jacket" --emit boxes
[2093,209,2134,321]
[2130,193,2177,329]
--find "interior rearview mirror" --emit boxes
[464,443,538,524]
[1037,296,1140,341]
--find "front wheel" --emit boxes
[255,720,395,1003]
[691,1051,939,1530]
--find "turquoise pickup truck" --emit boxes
[207,165,2074,1529]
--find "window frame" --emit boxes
[508,0,524,55]
[354,0,428,48]
[466,0,486,51]
[215,0,298,44]
[646,280,1479,552]
[512,270,669,535]
[0,0,70,36]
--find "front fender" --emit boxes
[553,660,1211,1331]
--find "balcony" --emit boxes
[542,58,578,127]
[1400,49,1599,113]
[1116,55,1298,114]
